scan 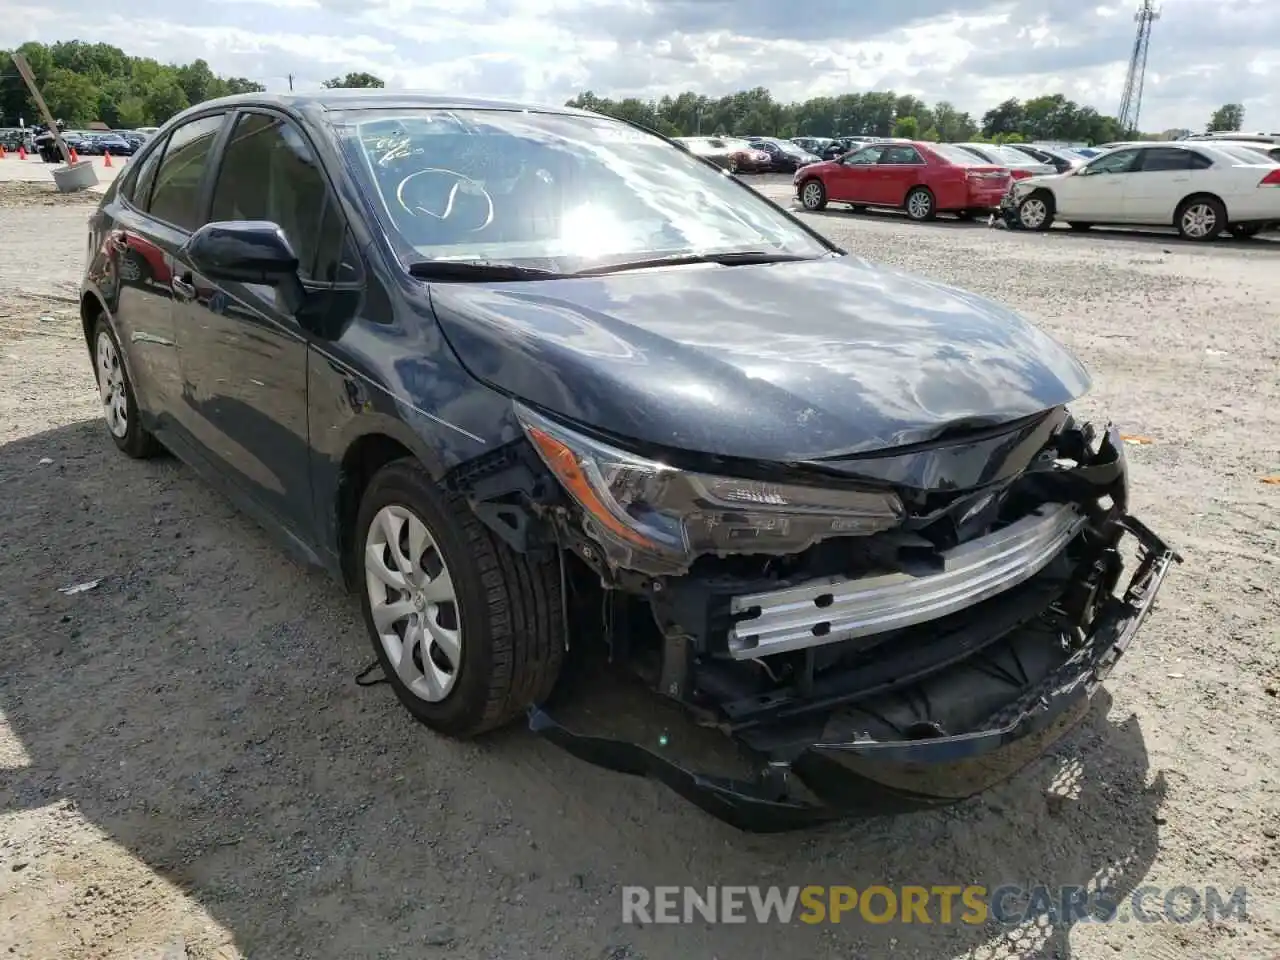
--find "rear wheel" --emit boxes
[1017,192,1055,231]
[356,459,565,738]
[799,179,827,211]
[92,317,161,459]
[905,187,936,221]
[1176,196,1226,241]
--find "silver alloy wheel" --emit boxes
[96,329,129,438]
[364,504,461,702]
[801,181,823,209]
[1019,197,1048,229]
[907,190,932,219]
[1181,203,1217,239]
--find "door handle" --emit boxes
[171,274,197,301]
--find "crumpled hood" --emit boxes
[428,254,1091,462]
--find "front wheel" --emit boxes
[93,317,160,459]
[1017,192,1055,231]
[1176,197,1226,241]
[799,179,827,211]
[904,187,936,221]
[356,459,565,738]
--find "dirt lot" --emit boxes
[1,178,1278,960]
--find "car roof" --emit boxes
[172,90,598,120]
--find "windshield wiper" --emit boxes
[567,250,826,277]
[407,260,563,282]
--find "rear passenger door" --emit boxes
[1124,147,1213,223]
[172,109,360,542]
[106,113,228,428]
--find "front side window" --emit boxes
[149,114,226,230]
[209,112,334,279]
[1084,149,1140,175]
[880,146,923,164]
[332,108,829,269]
[844,146,883,165]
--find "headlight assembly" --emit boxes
[515,403,904,573]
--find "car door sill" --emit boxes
[153,424,341,582]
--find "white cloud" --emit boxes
[2,0,1275,132]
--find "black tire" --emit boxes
[798,178,827,211]
[355,459,564,738]
[1229,224,1261,239]
[1176,196,1226,242]
[904,186,936,221]
[1017,191,1055,231]
[1068,222,1094,231]
[92,317,161,459]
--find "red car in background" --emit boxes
[793,140,1013,221]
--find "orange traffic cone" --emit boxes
[103,150,112,167]
[69,146,78,164]
[0,145,6,159]
[17,145,26,160]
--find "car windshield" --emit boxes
[765,139,808,157]
[931,144,986,165]
[333,108,828,269]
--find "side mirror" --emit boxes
[182,220,307,314]
[183,220,300,285]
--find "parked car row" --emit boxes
[790,136,1280,241]
[674,135,823,173]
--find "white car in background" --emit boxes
[1009,141,1280,240]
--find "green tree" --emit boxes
[893,115,920,139]
[1207,103,1244,132]
[322,72,385,88]
[981,98,1025,138]
[0,40,266,128]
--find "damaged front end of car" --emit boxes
[449,402,1181,832]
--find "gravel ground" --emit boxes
[1,178,1278,960]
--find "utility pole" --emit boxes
[11,52,72,164]
[288,73,294,91]
[1117,0,1160,136]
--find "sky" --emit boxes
[2,0,1276,133]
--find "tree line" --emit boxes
[568,89,1250,145]
[1,41,263,129]
[1,39,1250,142]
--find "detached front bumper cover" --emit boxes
[529,514,1181,833]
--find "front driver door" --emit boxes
[1056,148,1141,221]
[875,144,926,207]
[171,109,355,542]
[827,145,884,202]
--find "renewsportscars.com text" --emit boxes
[621,884,1248,926]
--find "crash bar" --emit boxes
[727,503,1087,660]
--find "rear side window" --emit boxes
[125,135,168,210]
[149,114,226,230]
[1139,148,1207,171]
[209,112,333,280]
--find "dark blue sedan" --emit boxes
[79,92,1179,831]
